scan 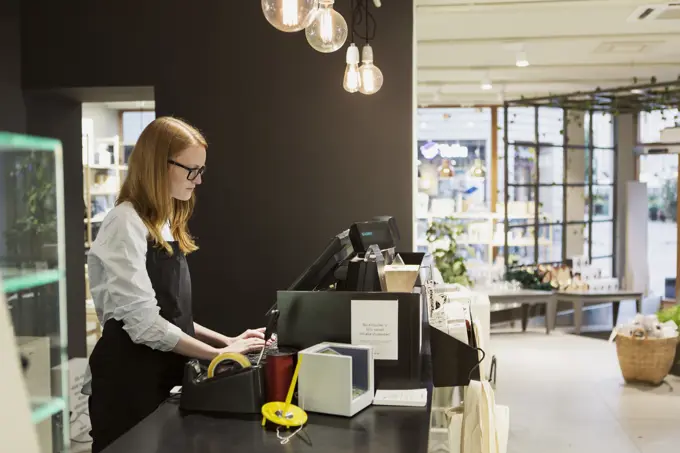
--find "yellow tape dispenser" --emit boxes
[261,356,308,444]
[207,352,251,378]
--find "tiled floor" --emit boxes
[491,329,680,453]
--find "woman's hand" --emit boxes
[231,327,265,342]
[220,337,265,355]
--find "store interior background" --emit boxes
[415,0,680,323]
[415,1,680,452]
[3,0,680,451]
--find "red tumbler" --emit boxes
[264,349,296,403]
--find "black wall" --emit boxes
[22,0,414,337]
[0,0,24,133]
[1,1,87,357]
[24,93,86,358]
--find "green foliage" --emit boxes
[505,268,553,291]
[662,178,678,222]
[3,152,57,263]
[658,304,680,327]
[426,217,471,287]
[648,194,661,209]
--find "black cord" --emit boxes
[349,0,354,41]
[351,0,376,43]
[364,0,368,43]
[467,347,487,382]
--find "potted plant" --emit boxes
[425,217,471,286]
[658,305,680,376]
[3,152,57,268]
[662,179,677,223]
[648,194,661,221]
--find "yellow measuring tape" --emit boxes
[261,355,308,428]
[206,352,251,378]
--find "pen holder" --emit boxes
[179,360,265,414]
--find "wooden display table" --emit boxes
[482,289,556,334]
[660,298,678,310]
[555,290,643,334]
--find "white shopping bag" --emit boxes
[445,406,464,453]
[449,380,508,453]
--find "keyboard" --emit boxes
[245,337,279,364]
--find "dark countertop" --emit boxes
[102,398,431,453]
[102,323,434,453]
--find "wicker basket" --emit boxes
[615,328,679,385]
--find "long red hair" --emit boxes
[117,116,206,254]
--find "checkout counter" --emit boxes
[100,329,434,453]
[99,218,476,453]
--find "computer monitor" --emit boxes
[286,218,401,293]
[348,220,396,254]
[372,216,401,242]
[287,229,354,291]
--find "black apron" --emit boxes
[88,241,194,453]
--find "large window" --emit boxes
[499,108,615,275]
[639,109,679,143]
[416,106,616,282]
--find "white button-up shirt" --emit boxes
[87,201,183,351]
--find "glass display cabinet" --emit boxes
[0,132,69,452]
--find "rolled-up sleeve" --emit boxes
[90,208,182,351]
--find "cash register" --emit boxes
[179,216,422,413]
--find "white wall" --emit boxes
[122,111,155,145]
[82,103,119,141]
[616,114,637,281]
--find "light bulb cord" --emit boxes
[351,0,376,44]
[349,0,354,41]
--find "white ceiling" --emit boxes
[90,101,156,110]
[416,0,680,106]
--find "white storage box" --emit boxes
[298,342,374,417]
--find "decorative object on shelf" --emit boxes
[426,217,471,286]
[305,0,348,53]
[261,0,318,32]
[94,144,113,166]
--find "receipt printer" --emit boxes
[179,356,265,414]
[297,342,374,417]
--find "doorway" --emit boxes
[82,102,156,349]
[638,154,678,298]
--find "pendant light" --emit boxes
[305,0,348,53]
[358,0,383,95]
[359,44,383,95]
[468,148,486,178]
[343,43,362,93]
[261,0,318,32]
[438,159,454,178]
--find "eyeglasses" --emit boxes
[168,160,206,181]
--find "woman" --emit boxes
[86,117,265,452]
